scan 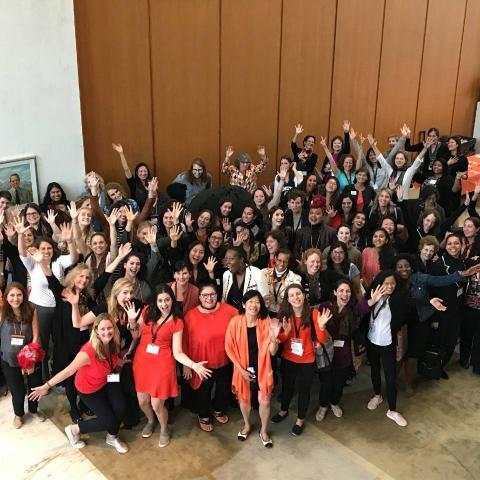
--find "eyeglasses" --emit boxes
[200,292,217,298]
[26,212,40,217]
[192,168,203,172]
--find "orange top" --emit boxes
[278,309,329,364]
[225,315,274,404]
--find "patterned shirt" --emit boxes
[221,156,268,194]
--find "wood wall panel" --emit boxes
[149,0,220,187]
[374,0,427,150]
[74,1,480,195]
[220,0,282,186]
[414,0,467,136]
[74,0,153,185]
[277,0,336,166]
[451,0,480,135]
[329,0,385,140]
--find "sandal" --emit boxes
[237,426,250,441]
[259,431,273,448]
[212,410,229,424]
[198,417,214,432]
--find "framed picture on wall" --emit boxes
[0,155,39,204]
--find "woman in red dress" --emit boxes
[126,284,211,448]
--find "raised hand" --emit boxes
[67,201,78,220]
[13,216,30,235]
[169,202,183,224]
[370,284,387,304]
[221,217,231,232]
[147,177,158,197]
[262,184,272,199]
[388,177,397,191]
[349,128,357,141]
[106,208,121,226]
[118,242,132,259]
[184,211,193,229]
[169,224,182,242]
[112,143,123,153]
[59,222,73,242]
[343,120,351,132]
[359,133,366,145]
[4,223,15,240]
[278,165,288,181]
[226,145,234,158]
[400,123,411,138]
[123,300,141,321]
[28,247,44,263]
[45,209,57,225]
[145,225,157,245]
[396,185,404,202]
[282,317,292,337]
[125,206,137,223]
[270,320,281,342]
[203,256,218,273]
[317,308,332,328]
[62,287,80,305]
[367,134,377,147]
[257,145,266,157]
[319,136,328,149]
[424,136,435,148]
[326,205,337,219]
[294,123,304,135]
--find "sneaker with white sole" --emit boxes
[330,404,343,418]
[367,395,383,411]
[142,421,155,438]
[386,410,408,427]
[315,406,328,422]
[65,424,85,449]
[106,434,128,454]
[159,430,170,448]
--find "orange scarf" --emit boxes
[225,314,274,404]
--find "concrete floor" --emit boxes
[14,352,476,480]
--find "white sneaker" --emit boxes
[367,395,383,411]
[315,406,328,422]
[386,410,408,427]
[106,434,129,454]
[65,424,85,449]
[330,404,343,418]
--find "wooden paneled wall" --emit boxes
[74,0,480,190]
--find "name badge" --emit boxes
[11,335,24,346]
[290,338,304,356]
[333,340,345,348]
[146,343,160,355]
[351,191,357,196]
[107,373,120,383]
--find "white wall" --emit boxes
[0,0,85,201]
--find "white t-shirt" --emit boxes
[20,255,73,307]
[368,297,392,346]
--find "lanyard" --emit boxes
[292,316,301,339]
[373,166,378,184]
[106,352,115,373]
[272,271,287,303]
[372,297,388,321]
[151,314,172,344]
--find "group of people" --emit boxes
[1,121,479,454]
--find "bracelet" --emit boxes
[46,381,52,389]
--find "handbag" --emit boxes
[418,346,443,380]
[315,335,334,372]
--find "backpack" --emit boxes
[418,347,443,380]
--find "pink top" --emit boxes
[361,248,380,287]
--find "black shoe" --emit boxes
[440,370,449,380]
[271,412,288,424]
[459,359,470,369]
[291,423,304,436]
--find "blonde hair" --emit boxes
[89,313,120,360]
[108,278,134,326]
[63,264,93,315]
[300,248,323,273]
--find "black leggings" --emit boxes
[196,363,232,419]
[32,304,56,381]
[120,363,140,426]
[280,359,315,420]
[78,382,126,436]
[1,360,43,416]
[460,307,480,372]
[366,341,397,411]
[318,367,350,407]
